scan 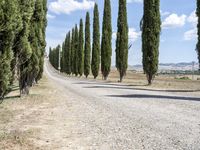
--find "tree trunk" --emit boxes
[147,74,153,85]
[119,76,123,83]
[104,76,107,80]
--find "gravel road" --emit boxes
[42,61,200,150]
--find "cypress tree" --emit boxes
[62,34,68,73]
[197,0,200,70]
[61,41,65,72]
[71,28,75,75]
[49,46,59,70]
[36,0,47,82]
[54,45,60,70]
[74,24,79,76]
[16,0,35,95]
[141,0,161,85]
[0,0,19,98]
[66,32,71,75]
[101,0,112,80]
[51,48,56,68]
[78,19,84,76]
[91,3,100,79]
[116,0,129,82]
[10,1,23,85]
[84,12,91,78]
[27,0,45,86]
[49,47,52,65]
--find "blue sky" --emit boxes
[46,0,198,65]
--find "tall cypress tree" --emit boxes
[17,0,35,95]
[55,45,60,70]
[62,34,68,73]
[49,46,60,70]
[141,0,161,85]
[10,1,23,85]
[49,47,52,65]
[116,0,128,82]
[36,0,47,82]
[66,32,71,75]
[78,19,84,76]
[74,24,79,76]
[27,0,45,86]
[61,41,65,72]
[0,0,20,98]
[71,28,75,75]
[197,0,200,70]
[101,0,112,80]
[84,12,91,78]
[91,3,100,79]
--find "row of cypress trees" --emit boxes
[49,1,113,80]
[49,0,199,85]
[50,0,117,80]
[0,0,47,99]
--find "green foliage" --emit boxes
[175,76,190,80]
[78,19,84,76]
[0,0,47,97]
[115,0,129,82]
[74,25,79,76]
[197,0,200,70]
[84,12,91,78]
[141,0,161,85]
[71,28,75,74]
[49,45,60,70]
[0,0,19,97]
[101,0,112,80]
[91,4,100,79]
[36,0,47,82]
[61,41,65,72]
[66,32,71,75]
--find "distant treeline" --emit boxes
[49,0,200,85]
[0,0,47,99]
[159,70,200,75]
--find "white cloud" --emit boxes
[184,28,197,41]
[183,10,198,41]
[162,14,187,29]
[160,10,170,16]
[129,28,141,42]
[47,14,56,19]
[112,28,141,42]
[112,32,117,40]
[49,0,95,14]
[127,0,142,3]
[187,10,198,26]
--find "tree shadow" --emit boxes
[0,95,21,104]
[83,85,200,93]
[4,95,21,100]
[106,94,200,102]
[74,81,147,87]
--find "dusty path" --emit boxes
[1,61,200,150]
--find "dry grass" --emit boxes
[0,76,50,150]
[83,70,200,91]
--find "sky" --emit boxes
[46,0,198,65]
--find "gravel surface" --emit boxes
[42,61,200,150]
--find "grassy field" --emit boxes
[0,77,51,150]
[59,69,200,92]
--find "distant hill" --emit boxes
[128,62,199,71]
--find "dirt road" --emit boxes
[1,61,200,150]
